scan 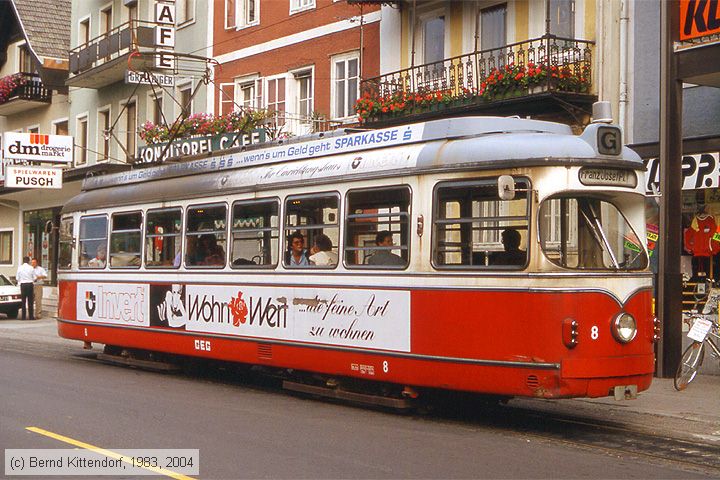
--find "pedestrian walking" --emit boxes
[31,258,47,319]
[16,256,35,320]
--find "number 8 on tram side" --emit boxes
[56,113,657,401]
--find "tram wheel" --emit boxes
[674,341,705,391]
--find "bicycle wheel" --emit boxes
[674,341,705,391]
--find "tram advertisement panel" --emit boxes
[76,283,150,327]
[147,284,411,352]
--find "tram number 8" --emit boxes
[591,326,599,340]
[383,361,389,373]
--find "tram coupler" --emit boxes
[613,385,638,400]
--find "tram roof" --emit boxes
[64,116,643,214]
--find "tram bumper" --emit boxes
[559,354,655,398]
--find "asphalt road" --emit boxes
[0,319,716,479]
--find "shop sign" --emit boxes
[643,153,720,194]
[125,71,175,87]
[679,0,720,41]
[135,129,266,164]
[5,165,63,189]
[2,132,73,163]
[154,0,175,70]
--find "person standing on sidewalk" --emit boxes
[16,256,34,320]
[31,258,47,319]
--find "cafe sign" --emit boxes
[135,129,267,164]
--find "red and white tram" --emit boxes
[57,114,657,401]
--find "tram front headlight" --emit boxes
[611,313,637,343]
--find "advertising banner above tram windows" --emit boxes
[643,153,720,194]
[5,165,63,189]
[84,123,426,190]
[76,283,150,327]
[2,132,73,163]
[146,284,411,352]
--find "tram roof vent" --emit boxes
[591,101,613,124]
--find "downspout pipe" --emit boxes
[619,0,629,132]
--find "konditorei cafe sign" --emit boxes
[2,132,73,163]
[5,165,63,189]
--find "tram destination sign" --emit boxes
[5,165,63,189]
[578,167,637,188]
[2,132,73,163]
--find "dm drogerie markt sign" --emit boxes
[680,0,720,41]
[2,132,73,163]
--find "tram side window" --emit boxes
[433,179,530,269]
[79,215,108,269]
[110,212,142,268]
[58,217,74,270]
[345,187,410,268]
[231,199,279,268]
[145,208,182,268]
[285,194,339,268]
[185,204,227,268]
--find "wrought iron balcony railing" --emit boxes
[68,20,155,86]
[359,35,594,123]
[0,72,51,114]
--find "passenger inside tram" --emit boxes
[367,231,404,266]
[285,231,309,267]
[186,234,225,266]
[87,244,107,268]
[490,229,526,266]
[308,233,338,266]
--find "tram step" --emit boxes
[282,380,413,409]
[96,352,182,372]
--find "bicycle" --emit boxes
[674,287,720,391]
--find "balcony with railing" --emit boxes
[359,35,596,126]
[0,72,52,115]
[67,20,156,89]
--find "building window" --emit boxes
[17,43,34,73]
[265,76,285,125]
[294,69,313,119]
[226,0,258,29]
[480,4,507,51]
[149,93,163,126]
[422,16,445,64]
[290,0,314,14]
[79,17,90,46]
[178,83,193,115]
[220,83,235,115]
[549,0,574,37]
[98,108,110,161]
[76,115,88,165]
[53,120,69,136]
[100,5,112,36]
[27,126,39,134]
[177,0,195,25]
[125,100,137,162]
[0,231,12,265]
[332,53,359,119]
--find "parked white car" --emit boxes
[0,274,22,319]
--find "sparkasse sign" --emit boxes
[2,132,73,163]
[5,165,63,189]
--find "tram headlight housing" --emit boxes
[611,313,637,343]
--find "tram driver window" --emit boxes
[185,204,227,268]
[79,215,108,269]
[145,208,182,268]
[58,217,74,270]
[110,212,142,268]
[433,179,529,269]
[344,187,410,268]
[284,194,339,268]
[231,199,279,268]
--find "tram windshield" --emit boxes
[539,195,648,271]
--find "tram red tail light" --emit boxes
[562,318,579,348]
